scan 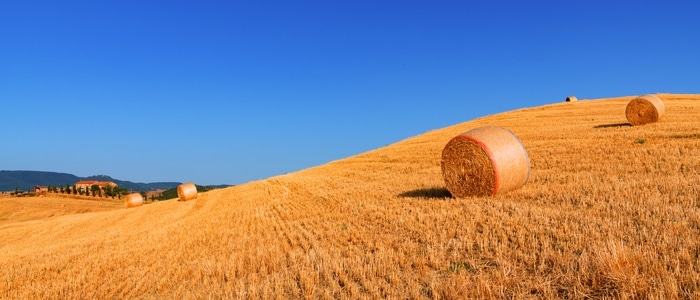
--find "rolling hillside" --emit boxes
[0,171,80,192]
[0,172,182,192]
[2,94,699,298]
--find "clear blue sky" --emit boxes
[1,1,698,185]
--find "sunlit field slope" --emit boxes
[2,94,700,299]
[0,195,122,226]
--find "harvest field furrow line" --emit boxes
[2,94,700,298]
[266,199,312,253]
[270,208,295,252]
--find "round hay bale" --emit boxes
[565,96,577,102]
[625,94,665,125]
[124,193,143,208]
[177,182,198,201]
[441,126,530,198]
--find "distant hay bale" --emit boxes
[177,182,198,201]
[566,96,578,102]
[625,94,665,125]
[124,193,143,208]
[441,126,530,197]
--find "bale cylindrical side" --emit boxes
[441,126,530,198]
[566,96,578,102]
[177,182,198,201]
[124,193,143,208]
[625,94,665,125]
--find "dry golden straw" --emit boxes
[566,96,578,102]
[441,126,530,197]
[625,94,665,125]
[124,193,143,208]
[177,182,198,201]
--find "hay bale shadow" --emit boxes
[593,123,632,129]
[398,187,452,200]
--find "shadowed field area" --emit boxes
[2,94,700,299]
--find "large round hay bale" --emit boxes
[441,126,530,197]
[177,182,198,201]
[565,96,577,102]
[625,94,665,125]
[124,193,143,208]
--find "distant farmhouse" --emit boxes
[33,181,118,195]
[146,189,165,199]
[75,180,117,191]
[34,185,49,195]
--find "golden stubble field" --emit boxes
[0,195,122,226]
[2,94,699,299]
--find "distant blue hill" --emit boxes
[0,170,181,192]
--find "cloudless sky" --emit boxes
[1,1,698,185]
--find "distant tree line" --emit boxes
[45,184,129,199]
[11,186,30,196]
[14,183,229,200]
